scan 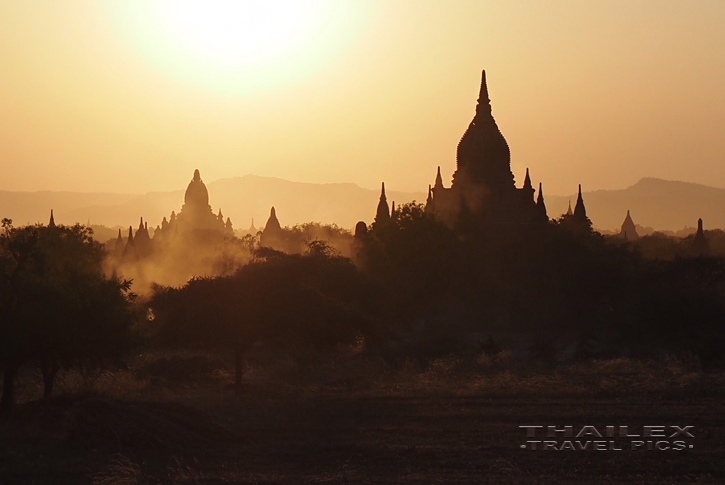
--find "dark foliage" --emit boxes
[0,222,138,416]
[149,241,387,384]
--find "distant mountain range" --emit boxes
[1,176,722,235]
[546,178,725,233]
[0,175,424,236]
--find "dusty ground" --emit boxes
[1,354,724,484]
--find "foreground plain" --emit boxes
[1,353,724,484]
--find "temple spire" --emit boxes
[48,210,55,228]
[434,166,444,189]
[620,210,639,240]
[574,185,586,218]
[572,184,590,228]
[536,182,547,221]
[523,168,532,191]
[374,182,390,227]
[476,69,491,117]
[693,218,710,256]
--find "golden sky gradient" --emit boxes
[1,1,724,196]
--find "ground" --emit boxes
[1,353,724,484]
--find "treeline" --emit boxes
[2,206,725,417]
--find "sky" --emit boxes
[1,0,724,196]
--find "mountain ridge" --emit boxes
[2,175,723,233]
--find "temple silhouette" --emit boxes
[367,70,590,232]
[154,169,234,241]
[107,169,234,266]
[422,70,549,228]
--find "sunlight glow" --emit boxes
[108,0,367,95]
[155,0,325,69]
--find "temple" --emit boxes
[113,169,234,264]
[692,218,710,256]
[153,169,234,241]
[619,210,639,240]
[260,206,284,248]
[424,70,549,228]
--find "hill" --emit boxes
[2,176,723,234]
[546,178,725,232]
[0,175,425,232]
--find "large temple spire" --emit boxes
[475,69,492,118]
[574,185,586,218]
[536,182,547,221]
[374,182,390,227]
[453,69,513,191]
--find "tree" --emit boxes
[150,242,384,386]
[0,222,137,417]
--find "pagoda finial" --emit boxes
[620,209,639,240]
[478,70,489,105]
[523,168,532,190]
[48,209,55,228]
[434,166,444,189]
[574,184,588,221]
[193,169,200,182]
[475,69,492,118]
[536,182,544,204]
[536,182,547,221]
[375,182,391,226]
[693,218,710,256]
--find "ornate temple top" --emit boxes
[184,169,210,210]
[453,70,513,190]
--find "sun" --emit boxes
[107,1,368,94]
[154,0,326,69]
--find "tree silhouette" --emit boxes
[150,241,384,386]
[0,222,137,416]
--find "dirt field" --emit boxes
[1,354,724,484]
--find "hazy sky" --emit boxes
[1,1,724,196]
